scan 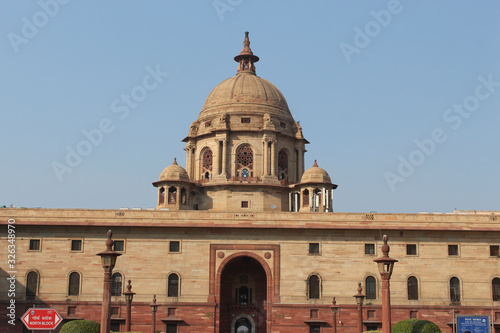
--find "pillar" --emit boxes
[214,139,221,176]
[270,140,276,177]
[262,139,269,177]
[222,139,227,177]
[297,147,304,181]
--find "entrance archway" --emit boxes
[219,255,268,333]
[231,314,256,333]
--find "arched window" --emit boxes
[68,272,80,296]
[159,187,165,205]
[302,189,309,207]
[26,271,39,300]
[308,274,320,299]
[493,277,500,301]
[168,186,177,204]
[111,272,122,296]
[241,169,249,179]
[237,145,253,170]
[278,149,288,180]
[450,277,460,302]
[366,276,376,299]
[239,286,249,304]
[313,188,321,211]
[168,273,179,297]
[202,148,213,179]
[180,188,187,205]
[407,276,418,300]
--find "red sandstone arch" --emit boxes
[211,250,275,333]
[215,251,272,298]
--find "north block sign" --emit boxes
[21,308,63,330]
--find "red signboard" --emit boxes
[21,308,63,330]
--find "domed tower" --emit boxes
[153,158,194,210]
[154,32,337,212]
[295,160,337,212]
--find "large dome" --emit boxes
[196,32,294,123]
[199,72,292,121]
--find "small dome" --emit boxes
[159,158,190,182]
[300,160,332,184]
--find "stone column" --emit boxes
[321,187,328,212]
[262,139,269,177]
[270,140,276,177]
[185,143,195,180]
[222,139,227,178]
[185,147,191,179]
[231,148,236,178]
[214,139,221,176]
[297,148,304,181]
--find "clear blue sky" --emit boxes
[1,1,499,213]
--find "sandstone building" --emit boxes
[1,33,499,333]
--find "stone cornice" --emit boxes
[1,209,498,232]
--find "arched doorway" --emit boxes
[219,256,267,333]
[231,314,256,333]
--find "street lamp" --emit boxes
[97,230,122,333]
[353,282,366,333]
[123,280,136,332]
[373,235,398,333]
[330,297,340,333]
[151,294,158,333]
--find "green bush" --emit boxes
[420,321,441,333]
[392,319,441,333]
[60,320,100,333]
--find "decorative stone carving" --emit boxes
[219,113,228,124]
[188,121,199,136]
[263,113,276,131]
[294,121,304,139]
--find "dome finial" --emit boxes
[172,158,177,165]
[313,159,318,167]
[234,31,259,74]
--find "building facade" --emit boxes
[1,33,499,333]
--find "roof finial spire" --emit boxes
[313,160,318,167]
[234,31,259,74]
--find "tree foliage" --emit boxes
[392,319,441,333]
[60,320,100,333]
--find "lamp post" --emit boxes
[151,294,158,333]
[123,280,135,332]
[374,235,398,333]
[353,282,366,333]
[330,296,339,333]
[97,230,122,333]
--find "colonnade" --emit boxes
[185,137,306,182]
